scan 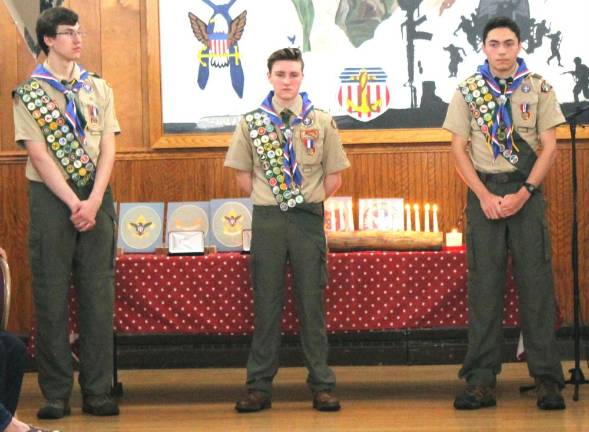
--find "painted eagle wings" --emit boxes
[188,12,209,44]
[227,10,247,46]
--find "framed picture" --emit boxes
[359,198,404,231]
[166,201,210,246]
[209,198,253,252]
[118,203,165,253]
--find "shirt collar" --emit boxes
[272,94,302,116]
[43,60,81,82]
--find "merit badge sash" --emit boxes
[459,68,537,177]
[245,109,305,211]
[16,79,96,187]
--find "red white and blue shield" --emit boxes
[337,67,391,122]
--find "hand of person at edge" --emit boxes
[479,191,505,220]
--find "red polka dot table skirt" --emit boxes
[83,247,519,335]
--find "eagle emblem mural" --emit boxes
[188,0,247,98]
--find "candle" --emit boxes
[445,228,463,247]
[348,200,354,231]
[424,203,430,232]
[414,204,421,232]
[338,201,345,231]
[432,204,439,232]
[405,204,412,231]
[330,201,336,232]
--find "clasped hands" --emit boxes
[480,188,530,220]
[70,196,101,232]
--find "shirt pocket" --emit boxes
[80,96,104,135]
[298,127,324,171]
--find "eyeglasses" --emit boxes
[55,30,86,39]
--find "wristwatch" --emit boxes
[523,182,538,194]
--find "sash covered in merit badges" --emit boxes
[16,64,96,187]
[459,58,537,176]
[245,91,314,211]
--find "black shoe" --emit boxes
[313,390,341,412]
[37,399,71,419]
[536,378,566,410]
[82,394,120,416]
[454,385,496,410]
[235,390,272,413]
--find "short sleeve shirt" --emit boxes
[13,61,120,182]
[225,94,350,205]
[443,73,565,173]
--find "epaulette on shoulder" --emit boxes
[87,71,101,79]
[530,73,543,80]
[314,107,329,113]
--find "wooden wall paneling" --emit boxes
[0,1,18,153]
[100,0,144,151]
[0,162,32,331]
[71,0,102,74]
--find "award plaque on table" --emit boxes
[168,230,205,255]
[324,196,354,232]
[118,203,165,253]
[209,198,253,252]
[241,229,252,253]
[358,198,404,231]
[166,201,210,246]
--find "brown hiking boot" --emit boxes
[313,390,341,411]
[235,390,272,413]
[453,385,496,410]
[536,378,566,410]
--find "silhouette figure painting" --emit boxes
[454,15,479,52]
[546,31,563,67]
[188,0,247,98]
[444,44,466,77]
[563,57,589,104]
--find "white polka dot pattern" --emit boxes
[28,249,526,354]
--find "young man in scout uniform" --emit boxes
[225,47,350,412]
[443,16,566,411]
[13,7,120,418]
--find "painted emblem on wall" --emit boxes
[118,203,164,252]
[188,0,247,98]
[337,67,391,122]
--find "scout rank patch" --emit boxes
[245,110,305,211]
[16,80,95,187]
[459,73,519,166]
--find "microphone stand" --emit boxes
[564,104,589,401]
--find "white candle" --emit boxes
[445,228,463,247]
[338,201,345,231]
[432,204,439,233]
[414,204,421,232]
[348,200,354,231]
[424,203,430,232]
[330,201,336,232]
[405,204,412,231]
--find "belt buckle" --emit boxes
[496,173,509,184]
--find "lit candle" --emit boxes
[414,203,421,232]
[330,201,336,232]
[432,204,439,232]
[348,200,354,231]
[445,228,463,247]
[424,203,430,232]
[405,204,412,231]
[338,201,345,231]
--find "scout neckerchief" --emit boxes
[260,91,314,187]
[459,58,537,175]
[478,58,530,159]
[31,63,89,146]
[244,92,314,211]
[15,64,96,187]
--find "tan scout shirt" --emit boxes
[13,61,120,182]
[225,95,350,205]
[443,73,565,173]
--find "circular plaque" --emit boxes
[212,202,252,248]
[120,205,162,251]
[169,204,209,236]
